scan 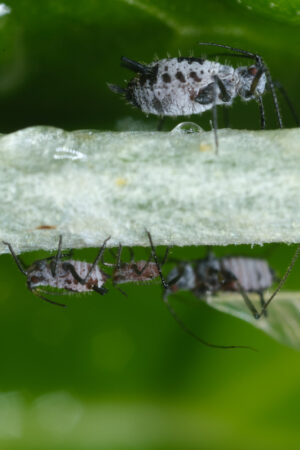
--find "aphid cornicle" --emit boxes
[109,42,299,152]
[3,236,111,306]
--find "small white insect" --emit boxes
[109,43,296,152]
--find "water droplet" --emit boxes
[170,122,204,135]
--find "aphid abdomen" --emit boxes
[127,58,236,116]
[28,259,106,293]
[60,260,106,292]
[220,257,274,292]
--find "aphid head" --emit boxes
[236,65,267,101]
[27,259,50,289]
[165,263,196,297]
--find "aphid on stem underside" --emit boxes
[3,236,111,307]
[164,245,300,322]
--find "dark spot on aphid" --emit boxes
[66,279,72,284]
[176,71,186,83]
[138,64,158,87]
[164,66,168,71]
[189,71,202,82]
[73,279,79,285]
[86,278,96,289]
[162,73,171,83]
[201,70,204,74]
[152,96,163,113]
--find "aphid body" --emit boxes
[167,255,275,300]
[109,42,299,151]
[114,57,266,117]
[101,232,169,287]
[3,236,110,306]
[27,258,107,293]
[113,260,160,285]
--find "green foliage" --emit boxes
[1,0,300,132]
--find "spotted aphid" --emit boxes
[3,236,111,306]
[108,42,300,152]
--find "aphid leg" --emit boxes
[128,246,152,275]
[258,244,300,318]
[93,285,109,295]
[257,96,266,129]
[222,106,230,128]
[61,261,107,296]
[212,76,219,154]
[235,280,260,319]
[197,43,283,128]
[100,247,116,268]
[258,291,268,317]
[146,231,168,289]
[273,80,300,126]
[83,236,111,282]
[2,242,27,276]
[32,288,66,307]
[116,244,123,269]
[157,116,165,131]
[161,247,170,266]
[50,235,63,277]
[205,246,215,261]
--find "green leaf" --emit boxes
[205,291,300,349]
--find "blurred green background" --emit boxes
[1,1,300,449]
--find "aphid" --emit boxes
[109,42,299,152]
[3,236,111,306]
[165,246,300,320]
[101,231,169,287]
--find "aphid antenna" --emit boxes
[146,232,256,351]
[198,42,283,129]
[3,241,27,276]
[163,292,256,351]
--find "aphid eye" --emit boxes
[30,276,40,284]
[248,66,258,76]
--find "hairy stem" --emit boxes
[0,125,300,253]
